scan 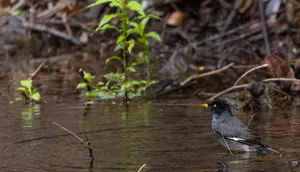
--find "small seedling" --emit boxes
[17,80,41,104]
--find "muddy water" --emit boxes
[1,94,300,171]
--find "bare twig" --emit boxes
[21,18,80,45]
[28,62,45,80]
[233,64,268,86]
[53,122,94,159]
[247,113,256,127]
[258,0,271,54]
[10,0,27,13]
[221,130,233,155]
[262,78,300,83]
[181,63,234,86]
[137,164,147,172]
[207,84,248,101]
[208,77,300,101]
[222,0,244,32]
[196,20,258,45]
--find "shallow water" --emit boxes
[1,90,300,171]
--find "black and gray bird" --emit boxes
[202,99,278,154]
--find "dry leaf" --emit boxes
[167,11,186,27]
[264,54,300,92]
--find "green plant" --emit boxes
[17,80,41,103]
[81,0,160,101]
[77,71,156,100]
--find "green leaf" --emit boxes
[12,10,25,16]
[129,21,139,29]
[96,24,119,31]
[139,17,149,35]
[97,81,105,86]
[148,14,161,20]
[31,92,41,101]
[83,72,95,83]
[88,0,113,8]
[15,97,23,101]
[127,39,135,53]
[145,31,161,41]
[126,66,136,72]
[131,80,140,85]
[117,34,126,44]
[114,42,125,51]
[126,1,145,16]
[109,1,122,7]
[20,80,32,89]
[77,83,88,89]
[106,56,122,64]
[99,13,118,28]
[17,87,26,92]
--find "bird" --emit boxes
[202,99,278,154]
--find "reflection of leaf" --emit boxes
[21,104,41,128]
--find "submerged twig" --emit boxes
[181,63,234,86]
[137,164,147,172]
[53,122,94,159]
[233,63,268,86]
[221,130,233,155]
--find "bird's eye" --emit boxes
[213,104,217,108]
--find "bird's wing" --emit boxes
[214,116,263,146]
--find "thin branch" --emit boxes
[233,63,268,86]
[181,63,234,86]
[53,122,94,159]
[208,77,300,101]
[258,0,271,54]
[262,78,300,83]
[21,18,80,45]
[221,130,233,155]
[53,122,91,148]
[207,84,248,101]
[28,62,45,80]
[137,164,147,172]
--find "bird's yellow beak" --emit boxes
[202,103,208,108]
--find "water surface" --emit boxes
[0,95,300,172]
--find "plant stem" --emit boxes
[121,0,128,101]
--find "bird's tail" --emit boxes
[256,146,279,154]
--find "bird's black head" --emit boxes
[202,99,232,115]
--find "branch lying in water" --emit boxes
[53,122,94,160]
